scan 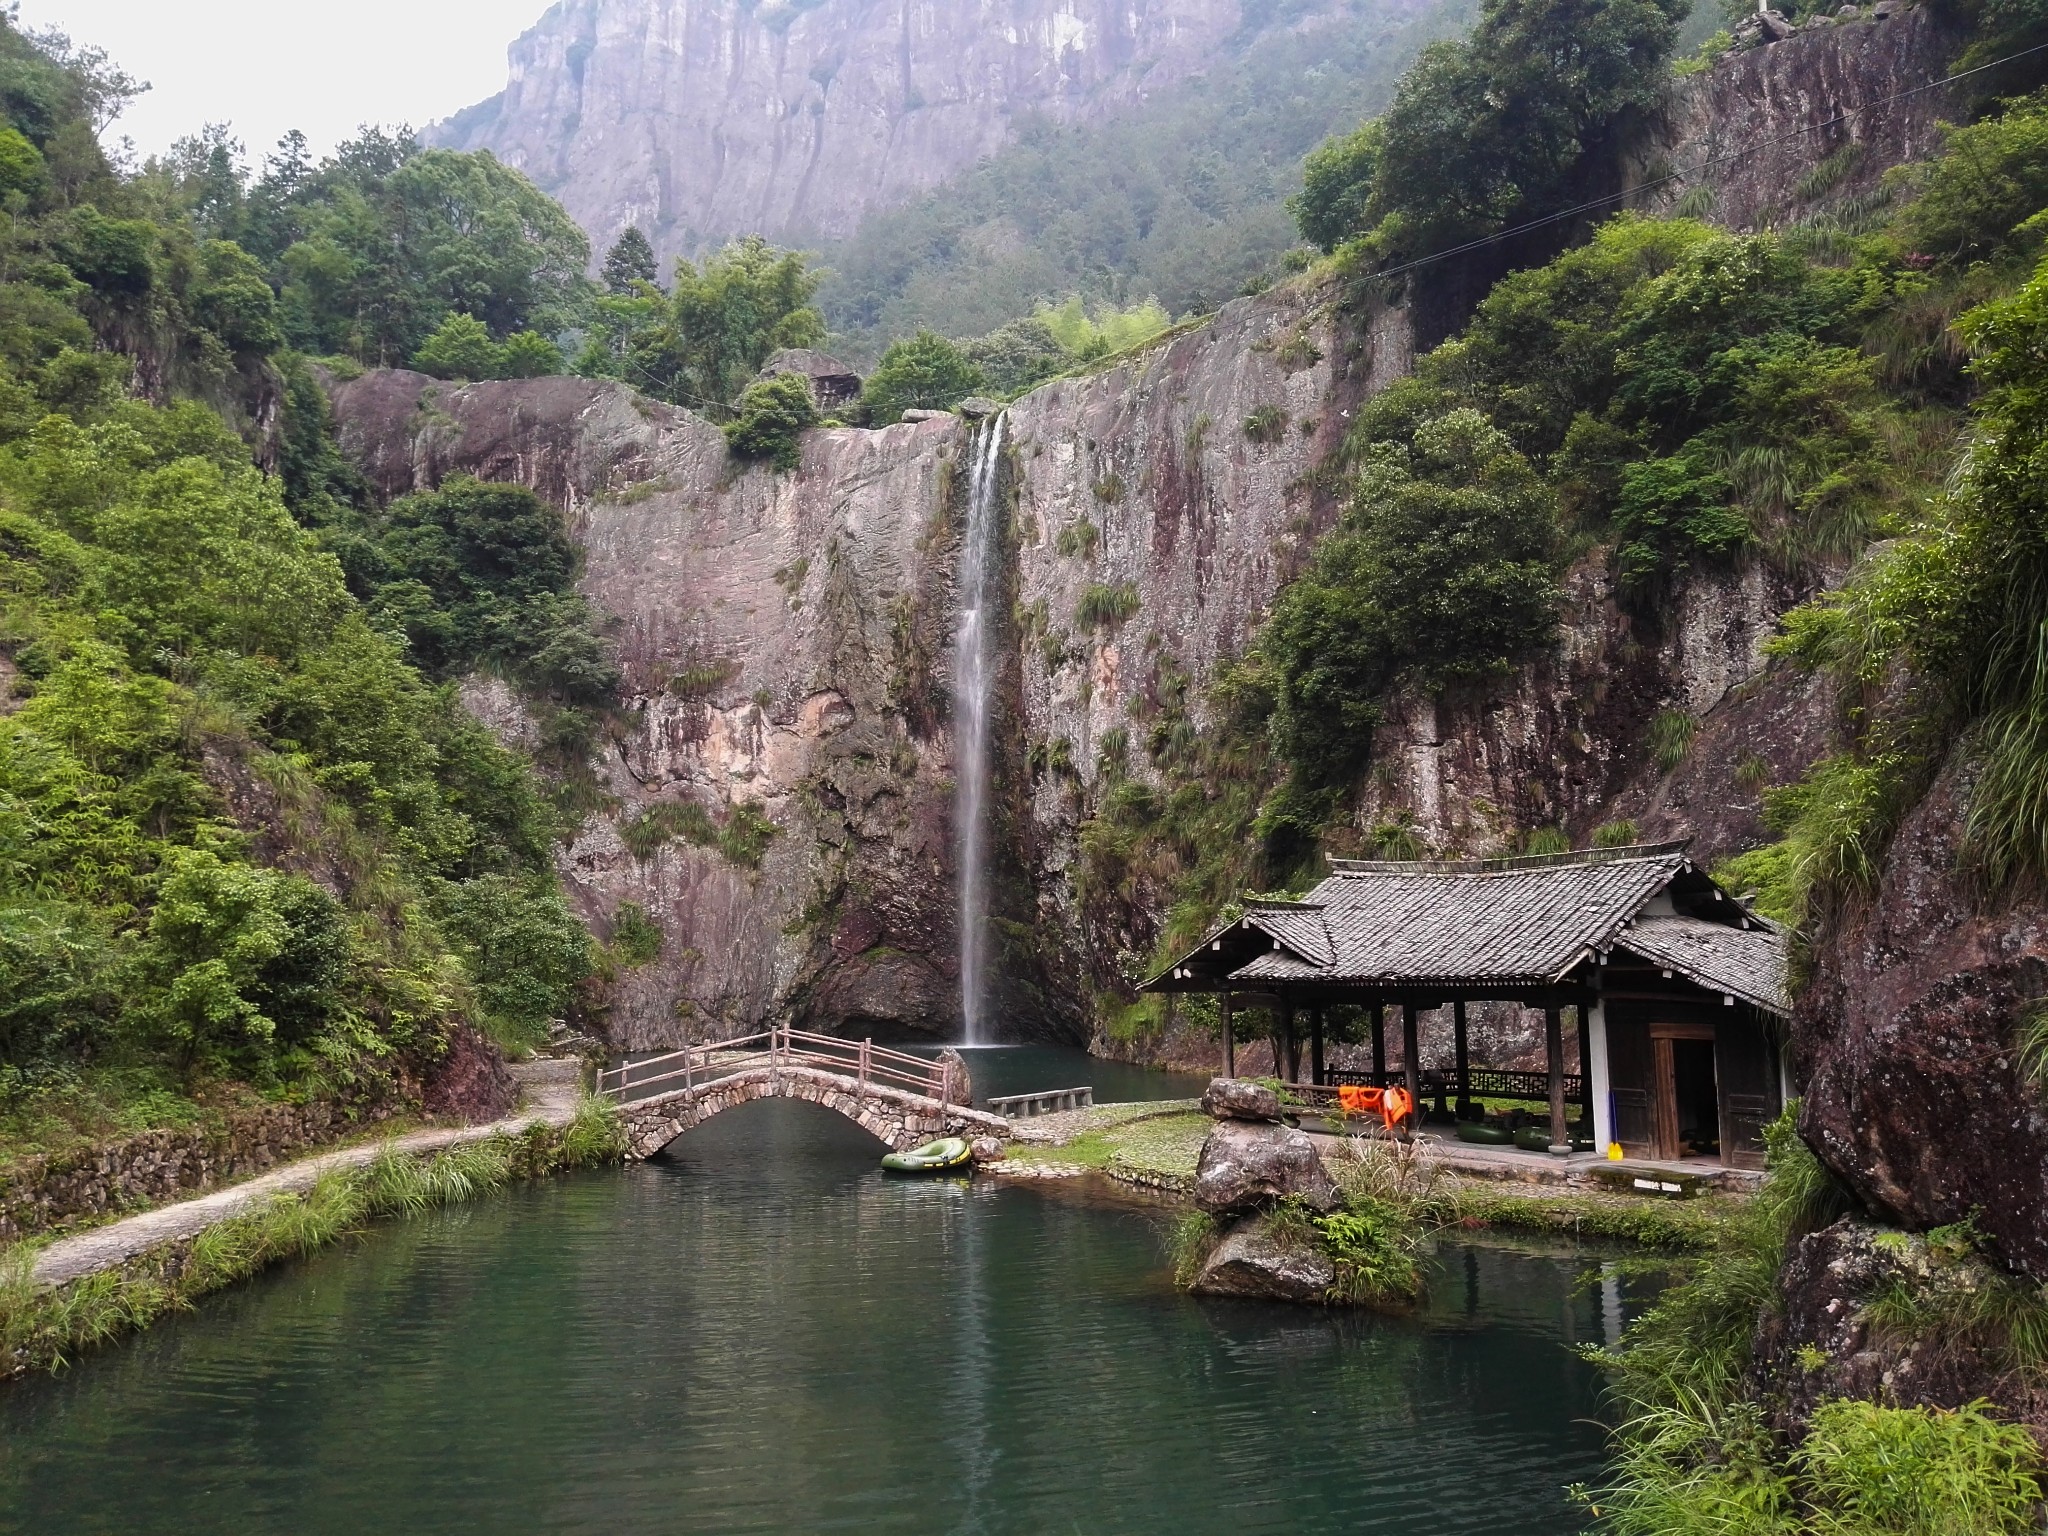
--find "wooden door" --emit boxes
[1715,1011,1781,1170]
[1606,1015,1657,1155]
[1650,1023,1717,1162]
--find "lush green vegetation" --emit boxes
[1292,0,1686,263]
[1712,89,2048,930]
[0,1097,625,1378]
[815,0,1465,353]
[1584,1112,2046,1533]
[0,17,603,1157]
[145,124,588,372]
[575,233,825,415]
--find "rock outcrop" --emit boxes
[1193,1119,1340,1215]
[1200,1077,1283,1121]
[429,0,1427,262]
[1189,1220,1337,1302]
[1797,756,2048,1284]
[1751,1216,2048,1437]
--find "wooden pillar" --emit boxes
[1281,995,1298,1084]
[1222,992,1235,1078]
[1454,999,1471,1111]
[1370,1004,1387,1087]
[1546,1002,1568,1153]
[1310,1006,1326,1086]
[1402,1003,1420,1117]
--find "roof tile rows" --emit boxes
[1230,850,1689,986]
[1614,914,1791,1015]
[1164,845,1789,1015]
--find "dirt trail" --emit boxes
[27,1061,586,1289]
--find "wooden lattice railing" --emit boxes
[597,1027,955,1104]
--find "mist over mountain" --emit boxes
[429,0,1445,299]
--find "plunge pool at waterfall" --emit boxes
[0,1085,1638,1534]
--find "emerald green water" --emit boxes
[0,1098,1622,1535]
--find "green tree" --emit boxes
[621,236,824,408]
[412,312,501,380]
[1293,0,1687,257]
[860,330,983,424]
[602,225,658,294]
[1261,409,1561,794]
[724,373,819,471]
[497,329,564,378]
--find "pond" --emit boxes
[0,1094,1632,1535]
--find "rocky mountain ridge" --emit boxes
[429,0,1433,263]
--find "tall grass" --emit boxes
[0,1097,625,1379]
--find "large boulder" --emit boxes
[1194,1119,1339,1215]
[1200,1077,1283,1122]
[1798,756,2048,1282]
[935,1047,974,1107]
[1752,1217,2048,1438]
[1189,1219,1335,1303]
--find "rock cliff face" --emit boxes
[1797,757,2048,1284]
[431,0,1423,261]
[332,9,1971,1055]
[329,277,1363,1046]
[1636,4,1967,231]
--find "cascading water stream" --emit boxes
[954,413,1005,1046]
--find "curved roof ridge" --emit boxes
[1326,840,1691,876]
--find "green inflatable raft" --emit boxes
[880,1137,973,1174]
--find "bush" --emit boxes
[859,330,982,424]
[412,312,501,381]
[1796,1399,2043,1535]
[723,372,818,470]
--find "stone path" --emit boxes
[27,1061,587,1289]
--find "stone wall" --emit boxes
[0,1095,404,1244]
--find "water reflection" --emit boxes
[0,1098,1619,1536]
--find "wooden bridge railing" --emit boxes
[597,1026,956,1105]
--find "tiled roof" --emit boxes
[1229,845,1691,988]
[1614,914,1790,1015]
[1241,901,1334,967]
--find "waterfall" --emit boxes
[954,413,1005,1046]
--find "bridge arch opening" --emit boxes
[650,1093,890,1168]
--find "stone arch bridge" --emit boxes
[600,1028,1012,1159]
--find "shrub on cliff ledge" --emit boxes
[723,373,818,471]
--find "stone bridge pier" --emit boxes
[619,1064,1014,1160]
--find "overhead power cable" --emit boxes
[1366,34,2048,284]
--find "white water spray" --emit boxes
[954,413,1005,1045]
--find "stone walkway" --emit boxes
[28,1061,587,1289]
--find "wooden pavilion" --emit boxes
[1141,842,1792,1168]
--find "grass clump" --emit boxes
[1074,581,1142,631]
[618,800,776,869]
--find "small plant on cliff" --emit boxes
[1649,710,1698,774]
[620,801,776,871]
[1243,404,1290,444]
[605,902,664,969]
[1055,519,1101,558]
[723,373,819,471]
[1592,820,1640,848]
[1074,581,1142,631]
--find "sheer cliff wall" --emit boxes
[330,10,1972,1049]
[429,0,1431,261]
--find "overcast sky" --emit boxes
[18,1,544,163]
